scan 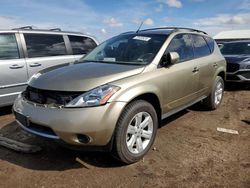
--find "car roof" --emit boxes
[120,27,208,36]
[0,26,98,43]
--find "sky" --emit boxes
[0,0,249,41]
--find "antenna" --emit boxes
[136,21,144,33]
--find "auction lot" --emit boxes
[0,84,249,188]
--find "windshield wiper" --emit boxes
[75,60,107,64]
[81,60,144,66]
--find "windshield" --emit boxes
[220,42,250,55]
[82,34,167,65]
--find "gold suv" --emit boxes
[13,27,226,164]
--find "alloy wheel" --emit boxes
[214,81,223,105]
[126,112,153,154]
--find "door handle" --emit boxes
[29,62,42,67]
[213,63,218,68]
[192,67,199,73]
[9,64,24,69]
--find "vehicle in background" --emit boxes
[214,30,250,44]
[213,30,250,82]
[0,26,98,107]
[220,40,250,82]
[14,27,226,164]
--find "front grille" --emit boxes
[240,72,250,79]
[23,86,83,106]
[227,63,240,73]
[226,74,240,81]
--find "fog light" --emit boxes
[77,134,90,144]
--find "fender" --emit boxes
[111,83,163,104]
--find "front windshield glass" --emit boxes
[82,34,167,65]
[220,42,250,55]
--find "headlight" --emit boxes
[65,84,120,108]
[241,59,250,69]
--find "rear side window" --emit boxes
[192,35,211,58]
[204,36,215,52]
[24,34,67,58]
[0,34,19,60]
[68,35,97,55]
[166,34,194,62]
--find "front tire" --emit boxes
[112,100,158,164]
[203,76,224,110]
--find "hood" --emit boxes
[224,54,250,64]
[29,62,145,91]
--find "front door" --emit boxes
[0,33,28,106]
[161,34,199,113]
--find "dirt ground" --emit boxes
[0,84,249,188]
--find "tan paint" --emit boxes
[13,31,226,146]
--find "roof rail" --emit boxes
[140,27,207,35]
[12,26,33,30]
[10,27,92,37]
[50,28,61,31]
[12,26,62,32]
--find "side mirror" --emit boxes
[161,52,180,67]
[167,52,180,65]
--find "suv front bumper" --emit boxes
[226,69,250,82]
[13,96,126,146]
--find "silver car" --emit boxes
[0,26,98,107]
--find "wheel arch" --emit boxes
[128,93,162,126]
[111,93,161,163]
[217,71,226,81]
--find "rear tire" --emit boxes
[112,100,158,164]
[203,76,224,110]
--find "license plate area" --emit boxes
[14,111,30,127]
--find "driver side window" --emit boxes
[166,34,194,62]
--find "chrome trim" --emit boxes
[16,120,60,140]
[19,33,28,58]
[0,91,21,98]
[15,33,25,59]
[227,69,250,75]
[0,82,27,89]
[238,75,250,81]
[226,70,250,81]
[162,96,207,119]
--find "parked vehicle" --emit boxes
[13,27,226,164]
[219,41,250,82]
[214,29,250,44]
[0,26,98,107]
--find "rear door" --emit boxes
[0,33,28,106]
[191,34,215,96]
[161,34,200,113]
[68,35,97,60]
[22,33,76,77]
